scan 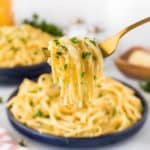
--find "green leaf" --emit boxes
[81,72,85,78]
[54,39,60,45]
[34,50,38,55]
[81,52,91,59]
[32,13,39,20]
[56,51,63,56]
[11,47,19,52]
[139,80,150,92]
[33,110,42,118]
[0,97,3,104]
[84,37,96,46]
[97,93,103,98]
[92,55,97,61]
[89,39,96,46]
[93,75,97,80]
[18,139,26,147]
[112,108,117,116]
[64,64,68,70]
[22,14,63,37]
[70,37,80,44]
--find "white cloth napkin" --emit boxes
[0,127,28,150]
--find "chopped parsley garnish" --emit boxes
[54,39,60,45]
[45,114,50,118]
[139,80,150,92]
[42,47,48,51]
[7,38,12,43]
[33,110,42,118]
[70,37,80,44]
[81,52,91,59]
[93,75,97,80]
[60,45,67,50]
[29,101,33,106]
[140,107,144,114]
[11,47,19,52]
[20,37,27,43]
[56,51,63,56]
[64,64,68,70]
[92,55,97,61]
[97,84,101,88]
[0,97,3,104]
[98,93,103,98]
[22,13,63,37]
[33,13,38,20]
[34,50,38,55]
[38,87,42,91]
[89,39,96,46]
[84,37,96,46]
[112,108,117,116]
[18,139,26,147]
[42,77,46,81]
[81,72,85,78]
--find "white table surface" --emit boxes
[0,62,150,150]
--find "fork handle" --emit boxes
[118,17,150,38]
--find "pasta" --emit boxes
[0,25,52,67]
[7,37,143,137]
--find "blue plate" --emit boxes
[0,62,51,85]
[6,81,148,147]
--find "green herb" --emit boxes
[45,114,50,118]
[20,37,27,43]
[60,45,67,50]
[64,64,68,70]
[38,87,42,91]
[42,77,46,81]
[33,13,38,20]
[29,101,33,106]
[11,47,19,52]
[81,52,91,59]
[139,80,150,92]
[140,107,144,114]
[97,84,101,88]
[37,121,42,125]
[33,110,42,118]
[112,108,117,116]
[81,72,85,78]
[34,50,38,55]
[56,51,63,56]
[18,139,26,147]
[98,93,103,98]
[70,37,80,44]
[89,39,96,46]
[93,75,97,80]
[42,47,48,51]
[7,38,12,43]
[22,13,63,36]
[92,55,97,61]
[54,39,60,45]
[84,37,96,46]
[0,97,3,104]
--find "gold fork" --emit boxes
[99,17,150,57]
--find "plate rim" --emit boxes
[0,62,48,70]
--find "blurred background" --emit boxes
[13,0,150,51]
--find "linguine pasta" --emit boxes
[7,37,143,137]
[0,25,52,67]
